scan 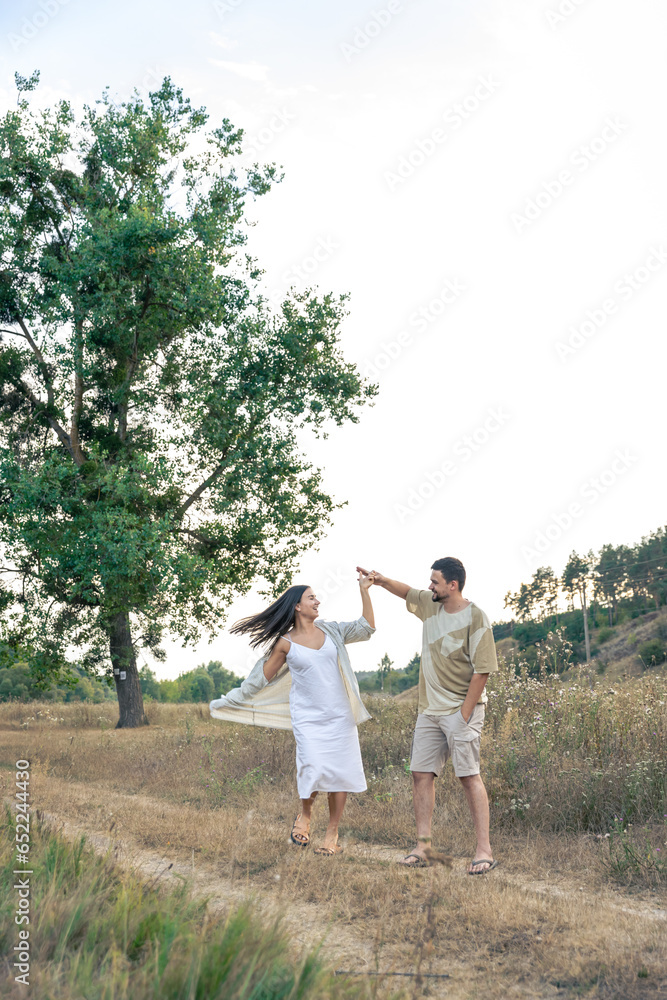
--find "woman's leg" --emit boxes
[301,790,317,821]
[292,791,317,844]
[323,791,347,847]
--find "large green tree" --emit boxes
[0,72,375,726]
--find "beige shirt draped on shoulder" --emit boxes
[209,616,375,730]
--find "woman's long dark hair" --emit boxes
[229,585,311,650]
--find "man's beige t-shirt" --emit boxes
[406,588,499,716]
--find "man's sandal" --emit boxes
[290,814,310,847]
[468,858,498,874]
[399,853,428,868]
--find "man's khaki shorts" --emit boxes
[409,706,485,778]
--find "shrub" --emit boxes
[638,639,666,666]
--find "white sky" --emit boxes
[1,0,666,678]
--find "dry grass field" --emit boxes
[1,655,666,998]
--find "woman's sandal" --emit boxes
[313,844,343,855]
[290,814,310,847]
[313,837,343,856]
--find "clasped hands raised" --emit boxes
[356,566,384,589]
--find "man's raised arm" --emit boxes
[356,566,410,600]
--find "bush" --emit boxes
[596,626,614,643]
[638,639,666,666]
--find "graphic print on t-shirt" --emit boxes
[406,589,499,716]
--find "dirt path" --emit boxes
[5,788,666,1000]
[7,797,471,992]
[12,792,663,926]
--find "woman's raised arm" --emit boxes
[357,569,376,629]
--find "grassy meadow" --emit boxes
[1,649,666,998]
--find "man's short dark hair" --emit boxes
[431,557,466,592]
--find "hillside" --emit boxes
[394,605,667,703]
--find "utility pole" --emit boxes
[580,582,591,664]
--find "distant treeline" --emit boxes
[0,655,243,704]
[494,524,667,664]
[138,662,244,703]
[3,523,665,701]
[356,653,421,694]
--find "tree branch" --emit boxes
[10,375,77,463]
[176,458,230,519]
[15,318,56,409]
[175,402,285,520]
[116,282,151,441]
[70,319,86,464]
[173,526,220,544]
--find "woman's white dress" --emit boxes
[284,631,367,799]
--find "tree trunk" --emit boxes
[110,611,148,728]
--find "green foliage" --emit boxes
[0,805,363,998]
[357,652,420,693]
[377,652,393,692]
[138,661,244,703]
[0,74,375,696]
[138,665,161,700]
[396,652,420,691]
[601,818,667,885]
[499,523,667,665]
[203,659,245,696]
[0,663,32,701]
[0,654,114,702]
[504,565,559,621]
[638,638,666,666]
[0,644,240,705]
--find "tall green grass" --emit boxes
[0,805,375,999]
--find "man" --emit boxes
[357,557,499,874]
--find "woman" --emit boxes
[210,569,376,855]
